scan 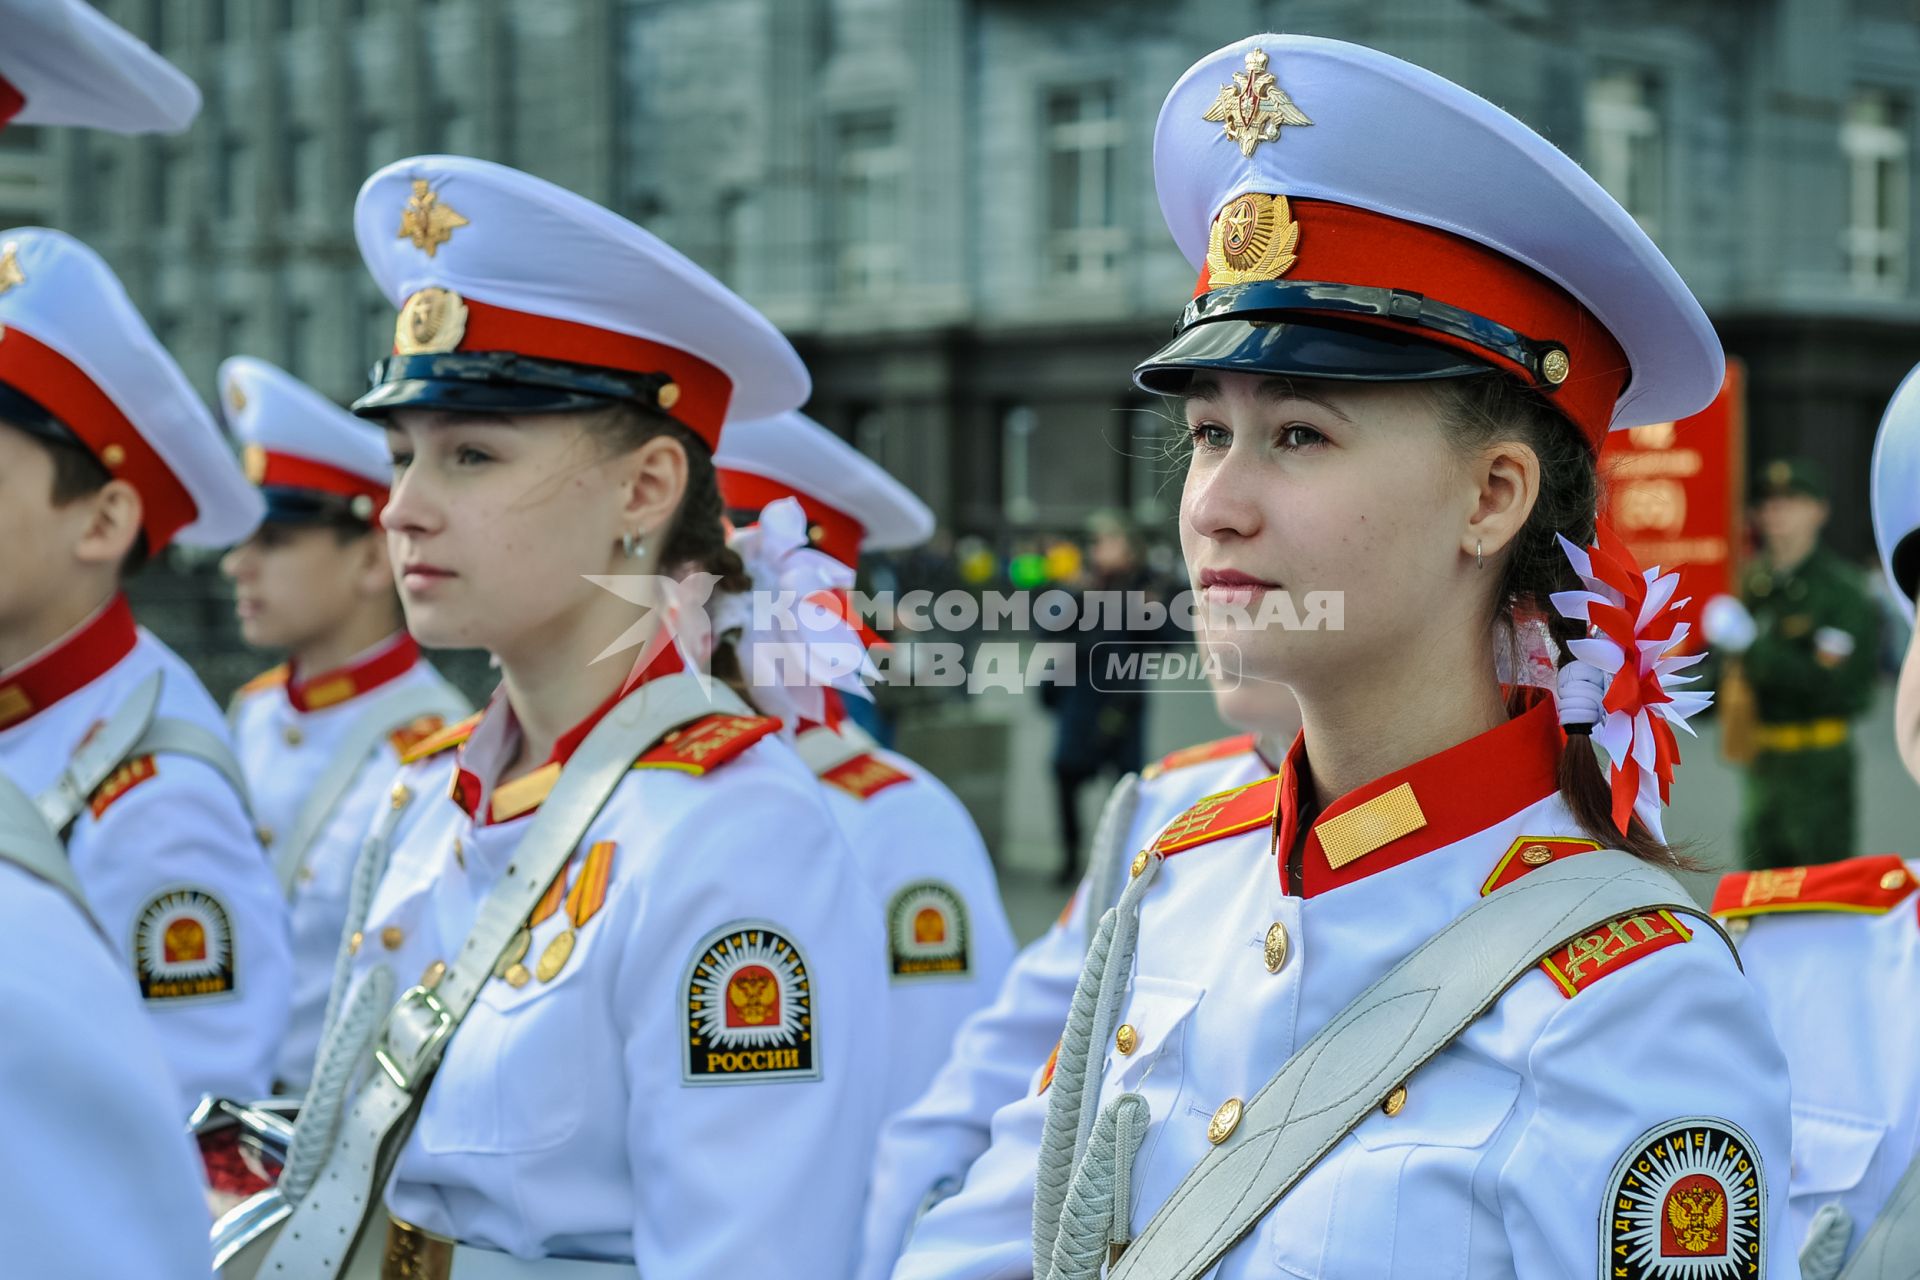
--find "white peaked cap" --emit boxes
[352,154,807,447]
[0,0,200,134]
[220,356,391,525]
[1143,34,1723,440]
[717,411,936,563]
[0,227,259,550]
[1871,360,1920,619]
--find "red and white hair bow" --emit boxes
[1549,524,1712,841]
[716,496,877,732]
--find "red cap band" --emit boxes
[1193,198,1630,445]
[718,468,866,566]
[0,326,197,551]
[408,295,734,451]
[255,449,387,517]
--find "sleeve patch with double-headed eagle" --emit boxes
[887,880,970,980]
[133,888,237,1001]
[681,920,818,1086]
[1604,1118,1765,1277]
[1481,836,1691,998]
[1711,854,1916,919]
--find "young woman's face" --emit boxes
[380,409,634,655]
[220,523,384,652]
[1178,371,1476,723]
[0,423,79,638]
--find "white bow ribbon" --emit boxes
[716,497,877,730]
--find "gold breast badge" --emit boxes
[397,178,469,257]
[495,927,532,988]
[394,287,469,355]
[1205,192,1300,285]
[1203,48,1313,158]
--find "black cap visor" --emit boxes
[1134,314,1493,395]
[1132,277,1579,395]
[1892,527,1920,607]
[352,352,675,421]
[259,486,375,527]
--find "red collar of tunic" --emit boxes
[285,631,421,712]
[0,593,138,731]
[1273,690,1564,898]
[451,639,688,825]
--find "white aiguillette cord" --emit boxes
[259,673,750,1278]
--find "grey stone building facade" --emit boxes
[10,0,1920,558]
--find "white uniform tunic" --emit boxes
[857,737,1267,1280]
[337,671,892,1274]
[229,633,465,1088]
[1712,856,1920,1271]
[0,860,215,1280]
[0,595,292,1112]
[796,723,1016,1118]
[898,698,1798,1280]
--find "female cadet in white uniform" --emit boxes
[716,409,1017,1118]
[896,35,1797,1280]
[0,7,225,1276]
[1704,362,1920,1280]
[219,355,467,1092]
[257,156,890,1277]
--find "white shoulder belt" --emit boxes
[215,673,747,1279]
[37,670,251,838]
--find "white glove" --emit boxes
[1701,594,1756,654]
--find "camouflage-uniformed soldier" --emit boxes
[1727,460,1881,868]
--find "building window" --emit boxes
[287,124,323,216]
[1045,84,1126,285]
[88,149,124,229]
[1843,88,1910,292]
[362,116,402,176]
[834,112,902,296]
[1586,67,1665,238]
[219,132,254,222]
[1001,404,1037,524]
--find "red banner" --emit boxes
[1597,360,1747,652]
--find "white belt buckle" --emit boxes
[374,984,456,1092]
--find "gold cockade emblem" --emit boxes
[0,242,25,297]
[1205,192,1300,285]
[394,287,470,355]
[1203,48,1313,158]
[397,179,469,257]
